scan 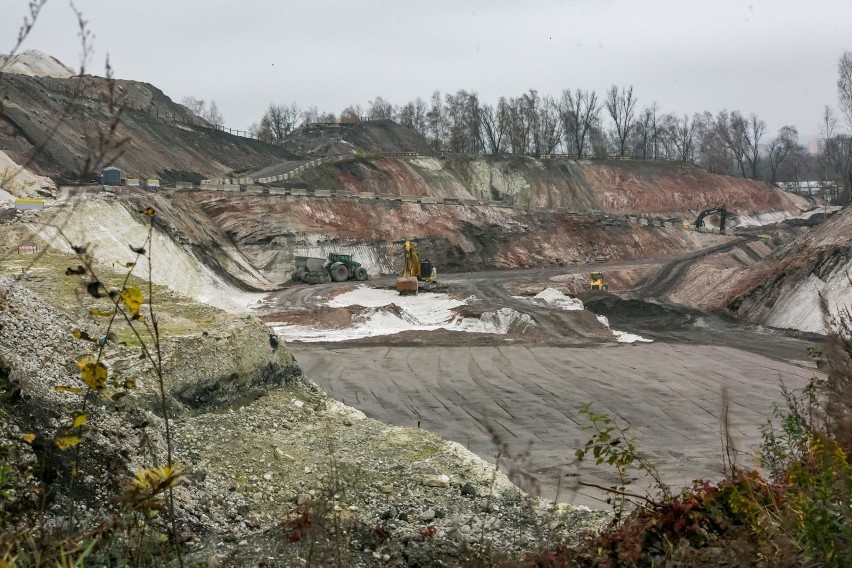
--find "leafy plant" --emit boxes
[574,403,670,521]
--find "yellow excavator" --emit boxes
[395,240,438,295]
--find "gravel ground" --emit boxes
[0,273,610,566]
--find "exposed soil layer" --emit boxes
[297,154,811,215]
[147,189,737,288]
[677,206,852,333]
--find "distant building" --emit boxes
[100,166,123,186]
[777,180,836,197]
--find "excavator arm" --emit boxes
[695,205,728,231]
[397,240,421,295]
[403,240,421,278]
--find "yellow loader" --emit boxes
[395,240,437,295]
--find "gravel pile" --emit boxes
[1,274,610,565]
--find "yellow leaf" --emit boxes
[124,379,136,389]
[143,207,155,217]
[55,385,84,394]
[22,433,35,444]
[120,286,144,317]
[77,357,108,391]
[55,434,82,450]
[124,262,136,268]
[72,412,88,428]
[72,329,95,342]
[90,308,116,317]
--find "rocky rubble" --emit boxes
[175,386,610,566]
[0,272,610,565]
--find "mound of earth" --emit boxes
[722,206,852,333]
[0,49,74,78]
[0,149,56,199]
[0,71,297,183]
[280,119,434,157]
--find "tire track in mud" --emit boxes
[631,236,757,300]
[292,343,817,508]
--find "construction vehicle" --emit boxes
[589,272,607,291]
[292,253,369,285]
[395,240,438,295]
[695,205,729,232]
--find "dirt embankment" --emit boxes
[141,190,734,286]
[715,206,852,333]
[0,74,296,183]
[279,119,434,157]
[648,205,852,334]
[296,155,811,216]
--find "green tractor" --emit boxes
[292,253,369,284]
[326,253,369,282]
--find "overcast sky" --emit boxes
[4,0,851,141]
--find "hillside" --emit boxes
[276,153,810,218]
[279,119,434,157]
[0,49,74,78]
[0,73,296,183]
[719,205,852,333]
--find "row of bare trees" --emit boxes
[249,52,852,198]
[251,89,799,177]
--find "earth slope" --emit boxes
[290,154,810,217]
[0,73,296,183]
[720,205,852,333]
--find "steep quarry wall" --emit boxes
[707,206,852,333]
[139,190,733,287]
[296,155,811,217]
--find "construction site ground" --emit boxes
[262,256,821,509]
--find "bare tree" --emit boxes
[693,111,728,173]
[558,89,601,158]
[505,94,532,154]
[339,104,363,123]
[671,114,696,162]
[716,110,750,177]
[302,105,320,124]
[839,51,852,128]
[367,96,394,120]
[744,113,767,180]
[478,99,509,155]
[605,85,638,157]
[656,113,678,160]
[766,126,800,184]
[258,103,301,141]
[181,96,223,125]
[634,104,658,158]
[396,97,428,135]
[533,93,562,156]
[444,90,482,154]
[426,91,445,149]
[181,96,204,116]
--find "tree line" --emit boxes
[243,54,852,200]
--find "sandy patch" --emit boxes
[273,286,535,342]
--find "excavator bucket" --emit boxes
[395,276,419,296]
